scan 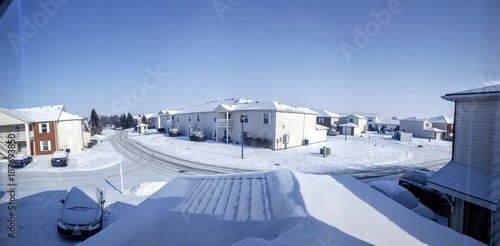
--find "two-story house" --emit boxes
[399,117,445,140]
[428,84,500,245]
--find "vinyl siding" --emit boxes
[450,198,464,233]
[453,98,500,170]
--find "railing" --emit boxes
[0,141,9,157]
[216,119,234,127]
[0,131,34,141]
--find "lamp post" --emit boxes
[240,114,245,159]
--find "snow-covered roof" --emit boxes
[400,117,429,122]
[82,170,481,245]
[316,124,330,130]
[0,107,34,123]
[358,112,379,118]
[376,118,400,125]
[347,114,366,119]
[442,84,500,101]
[176,98,251,114]
[429,116,454,124]
[12,105,65,122]
[310,108,331,118]
[339,123,358,128]
[428,161,500,210]
[323,109,340,118]
[58,111,82,121]
[423,127,445,132]
[216,101,317,115]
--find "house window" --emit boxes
[318,117,324,124]
[241,113,248,123]
[349,119,354,123]
[263,113,269,124]
[176,116,179,122]
[214,114,217,122]
[197,114,200,122]
[15,126,21,132]
[425,123,430,127]
[188,115,191,122]
[39,123,50,133]
[40,141,51,151]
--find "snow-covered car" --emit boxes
[57,186,105,238]
[368,180,436,221]
[51,150,69,167]
[9,153,32,168]
[399,169,451,217]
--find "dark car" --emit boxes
[57,186,105,238]
[398,169,451,217]
[51,150,69,167]
[9,154,33,168]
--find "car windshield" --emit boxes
[392,191,418,209]
[65,188,99,210]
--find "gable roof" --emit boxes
[11,105,65,122]
[442,84,500,101]
[428,161,500,210]
[0,108,34,123]
[58,111,82,121]
[323,110,340,118]
[400,117,430,122]
[215,101,317,115]
[346,114,366,119]
[310,108,331,118]
[376,118,400,125]
[429,116,454,124]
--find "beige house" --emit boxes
[428,84,500,245]
[399,117,445,140]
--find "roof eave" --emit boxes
[442,92,500,101]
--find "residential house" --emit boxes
[166,98,327,150]
[375,117,400,132]
[339,114,367,135]
[158,110,178,132]
[359,113,382,130]
[311,109,332,129]
[430,116,454,136]
[428,84,500,245]
[399,117,445,140]
[324,110,341,129]
[0,105,89,156]
[0,108,34,157]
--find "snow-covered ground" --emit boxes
[0,130,460,246]
[128,131,452,174]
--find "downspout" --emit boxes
[24,122,31,155]
[226,111,229,144]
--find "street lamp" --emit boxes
[240,114,245,159]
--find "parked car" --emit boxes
[57,186,105,238]
[9,153,32,168]
[369,180,436,221]
[51,150,69,167]
[399,169,451,217]
[327,129,338,136]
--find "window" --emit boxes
[39,123,50,133]
[241,113,248,123]
[15,126,21,132]
[318,117,324,124]
[41,141,51,151]
[263,113,269,124]
[197,114,200,122]
[425,123,430,127]
[177,116,179,122]
[214,114,217,122]
[349,119,354,123]
[188,115,191,122]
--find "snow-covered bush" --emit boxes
[253,138,263,147]
[244,137,253,145]
[262,139,272,149]
[189,131,207,142]
[168,128,181,137]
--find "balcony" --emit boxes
[0,131,34,142]
[216,119,234,127]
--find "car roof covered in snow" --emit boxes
[81,170,481,246]
[52,150,68,158]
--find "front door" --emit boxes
[463,201,491,244]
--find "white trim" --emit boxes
[40,140,51,151]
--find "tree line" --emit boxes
[88,109,137,136]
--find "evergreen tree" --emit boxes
[119,114,126,129]
[126,112,135,128]
[90,109,102,136]
[141,114,148,125]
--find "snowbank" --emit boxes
[79,170,481,246]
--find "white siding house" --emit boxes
[428,84,500,245]
[399,117,445,139]
[56,111,89,152]
[339,114,367,135]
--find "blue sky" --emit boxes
[1,0,499,119]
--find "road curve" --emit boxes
[108,131,253,176]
